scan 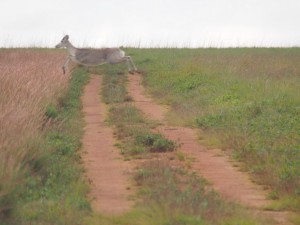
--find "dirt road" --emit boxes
[81,74,133,215]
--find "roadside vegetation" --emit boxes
[128,48,300,213]
[13,67,90,225]
[0,49,90,224]
[87,65,267,225]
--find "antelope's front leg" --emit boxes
[62,57,71,74]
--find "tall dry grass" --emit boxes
[0,49,69,212]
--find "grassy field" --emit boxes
[126,48,300,211]
[1,48,299,224]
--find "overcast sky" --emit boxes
[1,0,300,48]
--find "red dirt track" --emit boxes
[81,75,133,215]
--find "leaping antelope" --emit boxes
[55,35,138,74]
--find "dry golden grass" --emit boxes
[0,49,69,204]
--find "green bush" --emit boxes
[45,104,58,119]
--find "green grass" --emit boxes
[3,68,91,225]
[127,48,300,211]
[102,70,131,103]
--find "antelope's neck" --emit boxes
[66,41,77,57]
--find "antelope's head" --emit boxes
[55,35,69,48]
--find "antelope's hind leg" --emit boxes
[128,56,137,72]
[123,56,137,74]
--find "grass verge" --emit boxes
[0,49,69,220]
[2,67,91,225]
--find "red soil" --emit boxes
[81,75,133,215]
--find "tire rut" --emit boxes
[81,74,133,215]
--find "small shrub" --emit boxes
[267,190,279,200]
[135,133,176,153]
[45,104,58,119]
[176,152,185,161]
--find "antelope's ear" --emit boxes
[64,35,69,40]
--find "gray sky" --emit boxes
[1,0,300,47]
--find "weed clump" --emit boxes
[45,104,59,119]
[135,133,176,152]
